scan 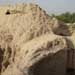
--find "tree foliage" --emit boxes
[52,12,75,23]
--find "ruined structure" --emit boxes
[0,3,75,75]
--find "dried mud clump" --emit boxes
[51,18,72,36]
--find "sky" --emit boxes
[0,0,75,14]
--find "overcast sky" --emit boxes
[0,0,75,14]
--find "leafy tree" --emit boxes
[52,12,75,23]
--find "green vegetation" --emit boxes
[52,12,75,23]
